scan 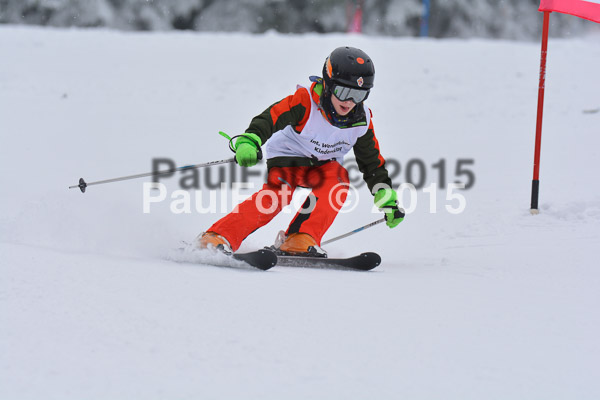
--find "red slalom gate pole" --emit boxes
[531,11,551,214]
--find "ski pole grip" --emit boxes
[226,133,263,162]
[241,134,263,161]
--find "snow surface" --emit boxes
[1,26,599,399]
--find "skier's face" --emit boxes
[330,94,356,116]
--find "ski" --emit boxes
[231,249,278,271]
[274,252,381,271]
[175,243,277,271]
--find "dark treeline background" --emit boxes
[0,0,591,40]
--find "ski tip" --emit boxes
[360,252,381,270]
[254,249,278,270]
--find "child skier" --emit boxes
[199,46,404,255]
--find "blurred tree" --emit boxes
[0,0,590,39]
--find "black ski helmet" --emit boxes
[322,46,375,90]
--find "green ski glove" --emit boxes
[234,133,262,167]
[374,188,405,228]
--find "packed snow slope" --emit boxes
[1,26,599,399]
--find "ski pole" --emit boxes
[321,218,386,246]
[69,157,235,193]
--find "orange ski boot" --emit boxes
[279,232,326,257]
[197,231,232,254]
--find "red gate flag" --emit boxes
[530,2,599,212]
[539,0,600,23]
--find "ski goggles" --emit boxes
[332,84,370,104]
